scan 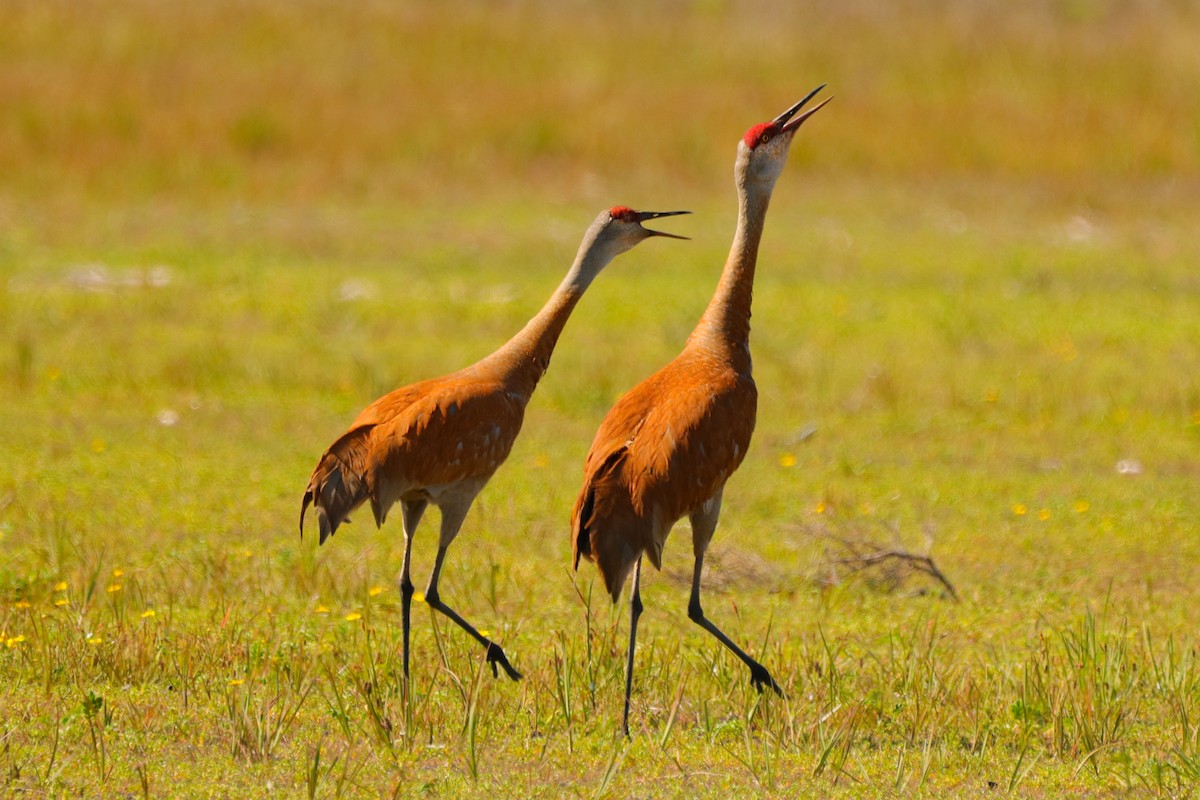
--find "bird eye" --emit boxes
[760,132,772,145]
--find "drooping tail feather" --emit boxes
[570,485,595,572]
[570,447,642,603]
[571,448,625,571]
[300,426,374,545]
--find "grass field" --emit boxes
[3,1,1200,796]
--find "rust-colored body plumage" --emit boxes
[570,88,829,734]
[299,206,688,683]
[302,360,531,545]
[572,344,756,598]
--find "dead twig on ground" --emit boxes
[813,523,960,602]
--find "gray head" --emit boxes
[575,206,690,276]
[735,85,831,191]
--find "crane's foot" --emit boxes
[485,642,522,681]
[749,661,785,698]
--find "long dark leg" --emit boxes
[397,500,427,682]
[688,492,782,696]
[688,551,782,696]
[622,556,645,737]
[422,501,521,681]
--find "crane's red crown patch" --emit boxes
[742,122,778,149]
[609,206,637,222]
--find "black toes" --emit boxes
[749,663,784,698]
[485,642,522,681]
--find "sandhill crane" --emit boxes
[302,206,689,682]
[570,87,830,733]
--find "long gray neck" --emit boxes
[690,182,773,360]
[484,224,612,399]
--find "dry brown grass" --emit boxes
[2,0,1197,214]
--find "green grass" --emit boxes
[3,1,1200,796]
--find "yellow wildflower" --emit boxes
[106,584,122,593]
[5,635,26,648]
[314,605,329,615]
[54,599,69,607]
[140,609,156,619]
[112,568,124,578]
[368,586,384,597]
[14,601,31,609]
[1074,500,1090,514]
[1038,509,1051,521]
[779,453,797,468]
[1052,335,1078,363]
[229,679,244,686]
[54,581,68,592]
[1012,504,1027,516]
[344,612,362,622]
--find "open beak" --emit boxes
[773,84,832,134]
[635,210,691,239]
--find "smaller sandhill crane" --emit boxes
[301,207,687,682]
[571,88,830,734]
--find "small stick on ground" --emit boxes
[817,524,960,602]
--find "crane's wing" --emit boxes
[348,378,440,428]
[623,366,756,528]
[572,355,756,598]
[300,379,439,544]
[363,376,528,512]
[571,367,666,590]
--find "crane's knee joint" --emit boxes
[630,592,644,618]
[399,578,415,599]
[687,600,704,622]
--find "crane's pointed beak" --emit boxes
[635,210,691,239]
[774,84,832,134]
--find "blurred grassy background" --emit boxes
[2,1,1200,796]
[2,0,1198,206]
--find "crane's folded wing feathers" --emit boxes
[300,380,436,543]
[301,423,375,544]
[569,357,757,597]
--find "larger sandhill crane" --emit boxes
[302,206,688,682]
[571,87,830,733]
